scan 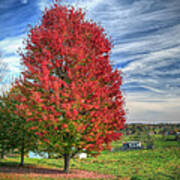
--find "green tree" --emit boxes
[0,87,38,165]
[0,92,16,159]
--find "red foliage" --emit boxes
[14,2,126,156]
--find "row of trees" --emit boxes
[122,123,180,135]
[0,1,125,173]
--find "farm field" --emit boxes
[0,135,180,180]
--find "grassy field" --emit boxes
[0,135,180,180]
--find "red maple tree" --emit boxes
[14,1,126,173]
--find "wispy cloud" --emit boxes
[0,34,25,86]
[65,0,104,10]
[126,92,180,124]
[37,0,53,11]
[3,56,21,72]
[0,35,25,55]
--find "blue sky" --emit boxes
[0,0,180,124]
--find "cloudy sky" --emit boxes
[0,0,180,124]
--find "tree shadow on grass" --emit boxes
[0,161,115,179]
[0,162,64,175]
[157,172,178,179]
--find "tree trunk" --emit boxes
[0,145,4,159]
[20,138,24,166]
[64,153,70,173]
[48,152,51,159]
[0,151,4,159]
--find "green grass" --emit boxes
[0,135,180,180]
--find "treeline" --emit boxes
[121,123,180,135]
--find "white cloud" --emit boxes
[3,56,21,73]
[125,92,180,123]
[140,85,165,94]
[122,46,180,73]
[68,0,104,10]
[121,43,180,96]
[0,35,25,83]
[1,55,22,88]
[0,35,25,55]
[38,0,53,11]
[112,24,180,55]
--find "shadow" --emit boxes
[0,161,20,167]
[157,172,175,179]
[0,162,66,175]
[0,162,115,179]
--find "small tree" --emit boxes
[0,95,12,159]
[15,1,126,173]
[0,87,38,165]
[0,91,17,159]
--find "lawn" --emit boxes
[0,135,180,180]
